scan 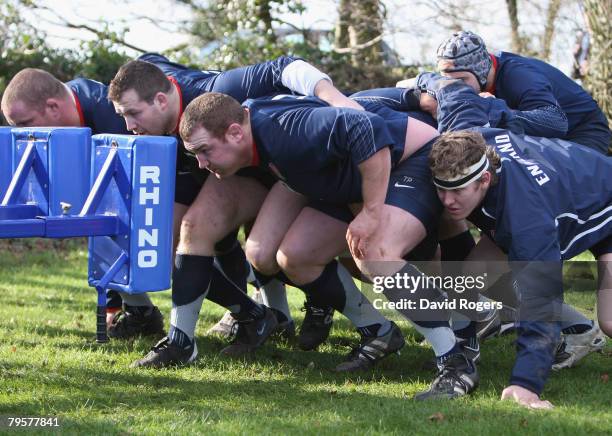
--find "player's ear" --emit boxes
[226,123,243,140]
[154,92,168,109]
[45,98,62,120]
[480,170,492,188]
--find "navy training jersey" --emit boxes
[138,53,296,109]
[350,87,437,129]
[492,52,610,151]
[349,88,438,146]
[67,78,129,134]
[468,128,612,261]
[139,53,301,177]
[465,128,612,394]
[245,95,397,204]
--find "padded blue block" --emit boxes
[88,134,176,293]
[9,127,91,216]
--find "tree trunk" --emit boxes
[505,0,524,53]
[540,0,562,61]
[583,0,612,124]
[335,0,384,67]
[335,0,351,49]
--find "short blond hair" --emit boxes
[1,68,67,114]
[429,130,500,184]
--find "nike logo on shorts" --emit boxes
[394,182,415,189]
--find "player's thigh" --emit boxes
[245,182,308,270]
[375,205,427,258]
[180,174,268,246]
[278,206,349,269]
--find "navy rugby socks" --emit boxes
[383,262,458,357]
[207,268,265,321]
[169,254,214,348]
[215,235,249,293]
[170,254,267,349]
[299,260,390,334]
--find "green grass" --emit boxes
[0,241,610,435]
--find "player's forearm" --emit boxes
[508,259,563,395]
[358,147,391,213]
[511,105,569,138]
[314,79,364,111]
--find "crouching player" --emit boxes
[165,91,406,371]
[409,74,608,369]
[179,92,480,400]
[429,128,612,409]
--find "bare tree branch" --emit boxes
[333,33,384,53]
[19,0,149,53]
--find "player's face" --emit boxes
[113,89,167,135]
[438,61,480,93]
[3,99,61,127]
[183,125,244,179]
[436,177,489,220]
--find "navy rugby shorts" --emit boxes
[307,143,442,261]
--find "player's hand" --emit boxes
[479,92,495,98]
[347,208,380,259]
[501,385,554,410]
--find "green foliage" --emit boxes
[76,38,130,84]
[0,1,79,89]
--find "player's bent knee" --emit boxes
[176,213,219,255]
[245,239,278,275]
[179,214,201,240]
[276,239,312,273]
[275,248,294,274]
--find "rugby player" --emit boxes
[414,71,608,365]
[399,30,611,154]
[107,56,365,367]
[427,78,612,409]
[177,91,480,400]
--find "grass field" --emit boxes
[0,240,610,435]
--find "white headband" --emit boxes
[433,153,489,190]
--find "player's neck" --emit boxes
[166,86,182,135]
[63,85,82,126]
[242,116,255,168]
